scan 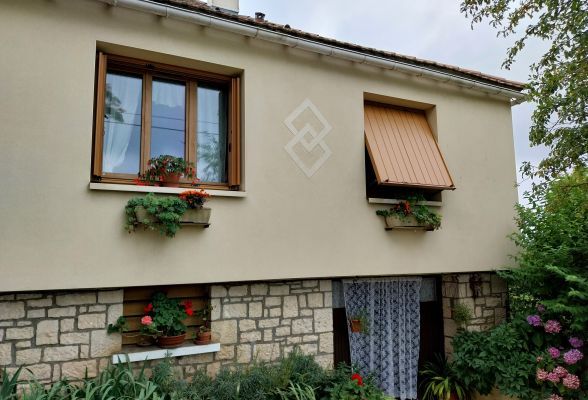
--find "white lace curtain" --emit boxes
[343,277,422,400]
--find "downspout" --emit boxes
[96,0,526,105]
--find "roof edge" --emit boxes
[95,0,526,103]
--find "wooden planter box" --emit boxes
[135,207,211,228]
[382,214,435,231]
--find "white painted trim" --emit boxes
[368,198,442,207]
[89,182,247,197]
[93,0,525,104]
[111,342,221,364]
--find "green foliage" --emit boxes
[461,0,588,180]
[452,319,541,399]
[107,316,129,334]
[419,354,472,400]
[0,367,21,400]
[11,351,394,400]
[452,302,473,329]
[376,197,442,230]
[503,169,588,331]
[140,155,196,185]
[146,292,189,337]
[348,309,370,335]
[276,382,317,400]
[125,193,188,238]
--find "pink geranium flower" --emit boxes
[141,315,153,326]
[544,320,562,334]
[562,374,580,390]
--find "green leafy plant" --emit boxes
[420,354,472,400]
[179,189,210,209]
[136,155,196,186]
[107,315,130,334]
[139,292,191,337]
[327,371,388,400]
[196,303,214,333]
[348,309,370,335]
[452,302,473,330]
[276,381,317,400]
[376,197,442,230]
[125,193,188,238]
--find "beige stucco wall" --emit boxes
[0,0,518,292]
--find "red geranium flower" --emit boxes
[351,373,363,386]
[186,308,194,316]
[144,303,153,313]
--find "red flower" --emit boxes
[351,373,363,386]
[144,303,153,313]
[186,308,194,316]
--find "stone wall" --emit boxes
[0,279,334,383]
[207,280,334,374]
[441,273,508,353]
[0,290,122,383]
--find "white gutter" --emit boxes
[97,0,526,105]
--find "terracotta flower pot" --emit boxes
[161,173,181,187]
[194,330,212,345]
[157,333,186,348]
[350,319,362,333]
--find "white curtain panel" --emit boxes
[103,74,142,173]
[343,277,422,399]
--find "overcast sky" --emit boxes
[239,0,548,200]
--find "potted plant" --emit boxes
[141,292,194,348]
[125,193,187,237]
[376,197,441,231]
[420,354,472,400]
[179,189,211,224]
[136,155,196,187]
[348,309,369,334]
[194,303,214,345]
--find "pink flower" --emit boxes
[548,347,560,359]
[553,366,568,378]
[549,395,563,400]
[563,349,584,365]
[536,369,548,381]
[536,356,544,363]
[544,320,562,334]
[141,315,153,326]
[546,372,560,383]
[569,337,584,348]
[562,374,580,390]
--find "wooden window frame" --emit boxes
[92,53,242,190]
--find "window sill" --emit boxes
[89,183,247,198]
[111,342,221,364]
[368,198,442,207]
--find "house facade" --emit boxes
[0,0,520,397]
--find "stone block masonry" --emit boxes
[0,290,122,383]
[441,273,508,354]
[0,279,334,383]
[207,280,334,376]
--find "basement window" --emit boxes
[364,102,455,200]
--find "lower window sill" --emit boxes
[89,182,247,198]
[112,342,221,364]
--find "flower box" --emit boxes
[134,206,211,227]
[382,214,435,231]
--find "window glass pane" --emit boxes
[103,72,142,174]
[197,86,228,183]
[151,79,186,159]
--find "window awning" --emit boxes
[364,103,455,190]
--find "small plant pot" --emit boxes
[194,330,212,345]
[157,333,186,349]
[350,319,362,333]
[181,207,211,224]
[383,215,435,231]
[161,173,181,187]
